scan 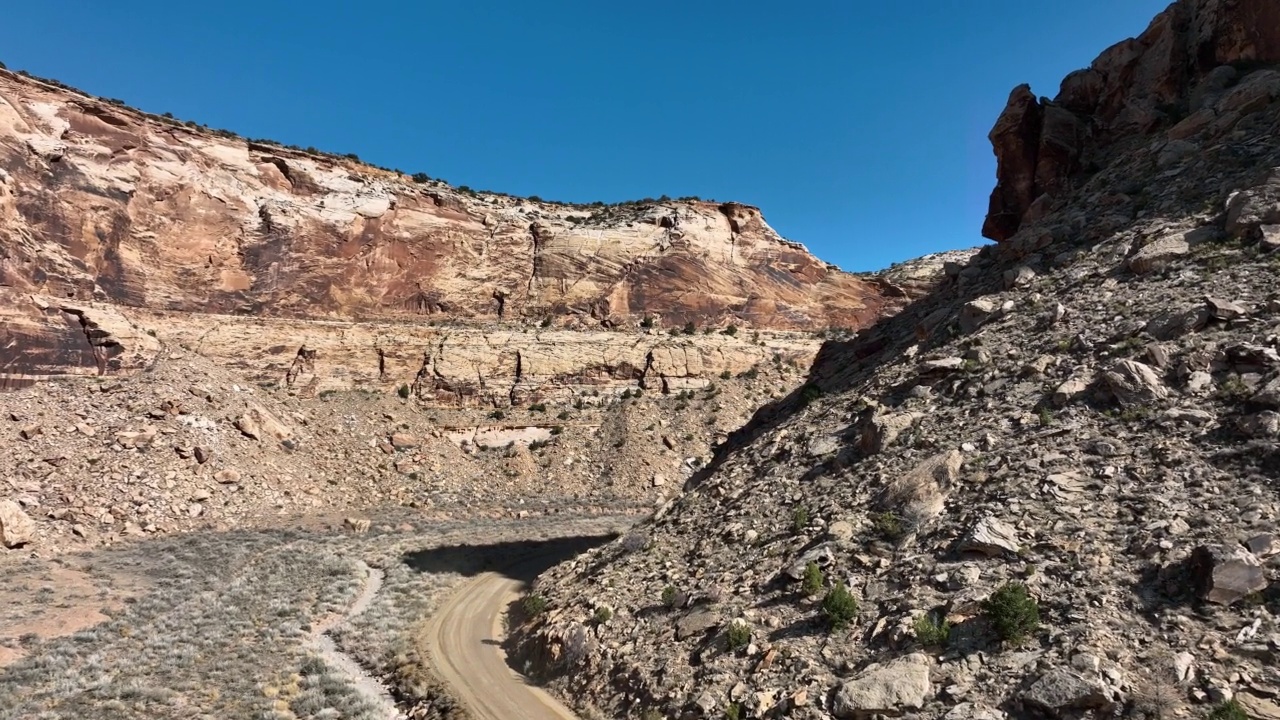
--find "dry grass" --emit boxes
[0,513,626,719]
[0,529,376,719]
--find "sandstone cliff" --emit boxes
[0,66,914,392]
[984,0,1280,241]
[516,1,1280,718]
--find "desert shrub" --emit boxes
[488,409,506,420]
[523,594,548,617]
[411,172,431,183]
[397,384,410,399]
[720,370,732,380]
[557,410,571,420]
[550,426,563,435]
[725,703,742,720]
[593,606,613,623]
[683,322,697,335]
[723,324,738,336]
[725,621,750,651]
[661,585,678,608]
[801,561,824,597]
[1117,405,1154,423]
[529,402,547,412]
[983,582,1040,645]
[821,584,859,631]
[872,511,905,540]
[640,315,655,328]
[1209,700,1248,720]
[791,505,809,534]
[1217,375,1252,403]
[913,613,952,647]
[1133,673,1185,720]
[799,384,823,406]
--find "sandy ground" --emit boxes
[0,562,147,667]
[424,568,579,720]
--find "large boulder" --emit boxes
[1022,669,1113,718]
[859,410,923,455]
[1255,375,1280,410]
[0,500,37,549]
[1238,411,1280,439]
[1100,360,1168,406]
[961,517,1021,556]
[959,298,1001,335]
[234,403,293,442]
[1052,377,1092,407]
[1128,234,1192,274]
[1237,693,1280,720]
[879,450,962,522]
[832,653,932,718]
[1189,544,1268,605]
[675,611,719,640]
[1227,171,1280,240]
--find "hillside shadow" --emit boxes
[401,533,616,584]
[680,227,1157,497]
[682,266,993,494]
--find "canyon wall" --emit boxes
[0,68,929,395]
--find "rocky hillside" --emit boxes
[513,3,1280,719]
[0,66,919,394]
[1,332,835,554]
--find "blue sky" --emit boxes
[0,1,1171,271]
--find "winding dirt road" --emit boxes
[424,571,578,720]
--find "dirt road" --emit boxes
[424,570,578,720]
[310,562,403,720]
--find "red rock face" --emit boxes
[982,0,1280,241]
[0,70,920,388]
[0,71,897,327]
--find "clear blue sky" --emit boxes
[0,1,1170,272]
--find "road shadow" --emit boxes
[401,533,616,584]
